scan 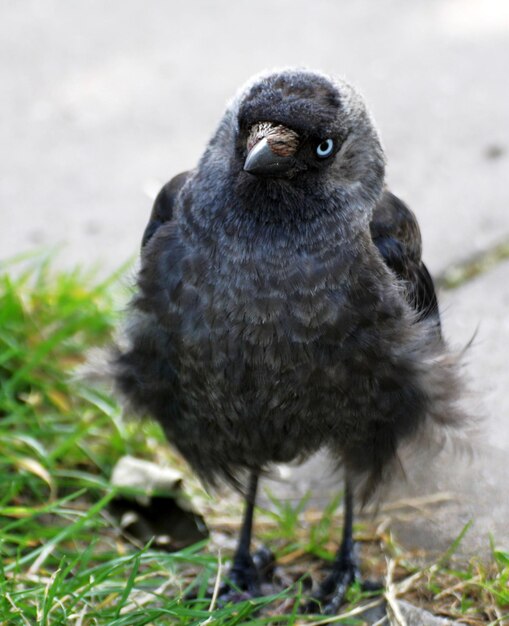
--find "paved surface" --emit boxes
[2,0,508,274]
[2,1,508,621]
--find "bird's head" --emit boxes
[239,70,384,194]
[194,69,386,235]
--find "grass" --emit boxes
[0,253,508,625]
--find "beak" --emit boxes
[243,137,295,176]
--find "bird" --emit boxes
[112,68,463,614]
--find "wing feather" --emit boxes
[370,190,441,334]
[141,171,190,248]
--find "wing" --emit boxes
[370,190,441,335]
[115,172,191,446]
[114,218,188,444]
[141,171,190,248]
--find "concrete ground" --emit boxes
[2,1,508,622]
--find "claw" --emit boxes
[252,546,275,578]
[303,541,381,614]
[216,546,276,605]
[222,554,260,597]
[303,565,356,614]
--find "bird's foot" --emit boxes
[303,542,381,615]
[218,547,275,604]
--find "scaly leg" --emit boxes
[305,475,378,614]
[220,472,273,601]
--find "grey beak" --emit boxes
[243,138,295,176]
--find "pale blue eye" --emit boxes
[315,138,334,158]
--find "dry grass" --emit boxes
[0,253,507,625]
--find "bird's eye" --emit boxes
[315,138,335,159]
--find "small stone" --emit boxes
[110,455,208,550]
[111,454,183,505]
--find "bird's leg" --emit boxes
[306,475,377,614]
[220,472,263,600]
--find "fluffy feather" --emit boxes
[113,69,464,501]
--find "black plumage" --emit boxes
[113,69,463,612]
[370,191,441,332]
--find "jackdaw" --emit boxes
[113,69,463,613]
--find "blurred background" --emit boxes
[1,0,508,557]
[1,0,507,274]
